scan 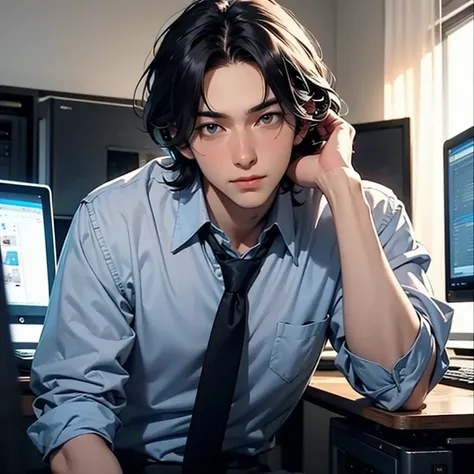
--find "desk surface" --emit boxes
[305,371,474,430]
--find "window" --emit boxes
[443,5,474,138]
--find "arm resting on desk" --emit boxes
[27,202,135,461]
[327,185,453,412]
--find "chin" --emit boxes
[228,190,276,210]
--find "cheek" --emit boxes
[256,127,295,165]
[189,140,226,187]
[189,137,226,166]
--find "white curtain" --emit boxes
[384,0,444,298]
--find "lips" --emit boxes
[232,176,264,182]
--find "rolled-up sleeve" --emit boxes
[328,196,454,412]
[27,201,135,460]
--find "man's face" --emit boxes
[183,62,304,211]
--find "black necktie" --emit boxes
[182,225,275,474]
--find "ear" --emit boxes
[179,145,195,160]
[167,125,195,160]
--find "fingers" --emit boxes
[316,124,328,142]
[318,110,355,139]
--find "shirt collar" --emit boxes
[263,189,297,264]
[170,177,210,254]
[170,178,298,264]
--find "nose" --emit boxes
[232,130,257,169]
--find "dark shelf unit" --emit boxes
[0,86,39,182]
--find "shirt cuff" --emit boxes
[335,315,436,411]
[27,398,120,462]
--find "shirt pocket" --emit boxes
[269,317,330,383]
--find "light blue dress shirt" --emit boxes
[27,159,453,463]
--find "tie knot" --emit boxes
[220,258,262,294]
[199,224,276,294]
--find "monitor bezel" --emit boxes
[353,117,412,219]
[443,125,474,303]
[0,180,56,313]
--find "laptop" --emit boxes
[0,180,56,367]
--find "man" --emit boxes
[27,1,453,473]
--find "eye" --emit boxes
[198,123,223,136]
[258,113,282,125]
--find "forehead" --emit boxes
[200,62,274,113]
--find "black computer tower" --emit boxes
[39,96,163,217]
[0,115,27,181]
[329,417,474,474]
[0,86,38,183]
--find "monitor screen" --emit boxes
[446,131,474,301]
[0,194,50,308]
[353,118,411,217]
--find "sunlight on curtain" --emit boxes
[446,19,474,137]
[384,0,445,298]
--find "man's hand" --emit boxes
[50,434,122,474]
[287,110,358,194]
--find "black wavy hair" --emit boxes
[136,0,343,192]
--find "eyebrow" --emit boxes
[196,98,280,119]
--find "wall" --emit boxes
[0,0,190,98]
[280,0,337,74]
[335,0,386,124]
[0,0,337,100]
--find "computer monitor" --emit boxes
[444,125,474,353]
[352,118,412,218]
[0,180,56,364]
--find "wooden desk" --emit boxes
[304,371,474,430]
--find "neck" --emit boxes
[203,180,276,253]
